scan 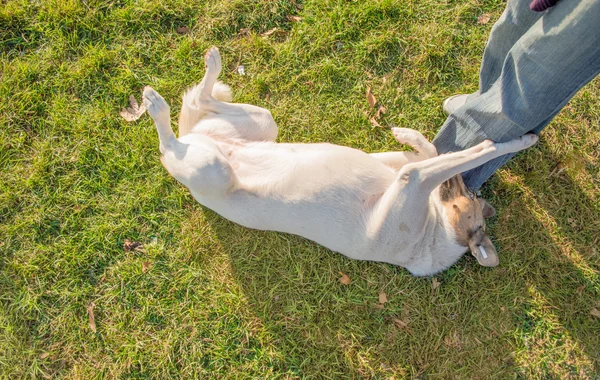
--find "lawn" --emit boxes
[1,0,599,378]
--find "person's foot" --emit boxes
[442,94,469,115]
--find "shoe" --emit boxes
[442,94,469,116]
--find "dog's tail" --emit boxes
[179,81,232,137]
[211,81,232,102]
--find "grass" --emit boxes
[1,0,599,378]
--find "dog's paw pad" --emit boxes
[204,46,222,72]
[142,86,169,120]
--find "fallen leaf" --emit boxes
[477,13,491,24]
[238,28,250,36]
[142,261,150,273]
[176,26,190,34]
[366,87,377,108]
[120,95,146,122]
[39,352,49,359]
[339,272,351,285]
[591,308,600,318]
[305,81,315,88]
[370,117,383,128]
[392,318,408,329]
[287,15,303,22]
[376,105,387,119]
[373,303,385,310]
[86,302,97,333]
[576,285,585,294]
[378,291,388,304]
[261,27,278,37]
[444,332,461,349]
[432,277,440,290]
[123,239,143,252]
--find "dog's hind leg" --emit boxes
[143,86,176,153]
[179,47,278,142]
[145,86,235,195]
[178,47,228,137]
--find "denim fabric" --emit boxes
[433,0,600,190]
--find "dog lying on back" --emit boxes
[142,47,538,276]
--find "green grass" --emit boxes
[1,0,599,378]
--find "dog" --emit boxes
[142,47,538,276]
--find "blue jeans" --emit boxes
[432,0,600,190]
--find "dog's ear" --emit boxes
[468,232,498,267]
[478,198,496,219]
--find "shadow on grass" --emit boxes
[487,139,600,375]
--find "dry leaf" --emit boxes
[477,13,491,24]
[142,261,150,273]
[339,272,351,285]
[120,95,146,122]
[577,285,585,294]
[176,26,190,34]
[432,277,440,290]
[378,291,388,304]
[591,308,600,318]
[376,105,387,119]
[86,302,97,333]
[305,81,315,88]
[39,352,49,359]
[392,318,408,328]
[370,117,383,128]
[238,28,250,36]
[373,303,385,310]
[261,27,278,37]
[444,332,461,349]
[123,239,143,252]
[366,87,377,108]
[287,15,303,22]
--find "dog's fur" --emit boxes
[143,47,538,276]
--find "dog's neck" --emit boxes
[402,188,469,276]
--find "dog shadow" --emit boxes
[187,138,598,377]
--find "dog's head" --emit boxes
[439,175,498,267]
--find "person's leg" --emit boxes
[433,0,600,190]
[443,0,542,115]
[477,0,542,96]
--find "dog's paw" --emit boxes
[391,127,417,145]
[143,86,170,124]
[204,46,222,74]
[498,133,539,153]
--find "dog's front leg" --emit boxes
[404,134,539,193]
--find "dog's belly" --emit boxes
[192,142,398,256]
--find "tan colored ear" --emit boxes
[469,234,498,267]
[478,198,496,219]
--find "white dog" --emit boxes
[142,47,538,276]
